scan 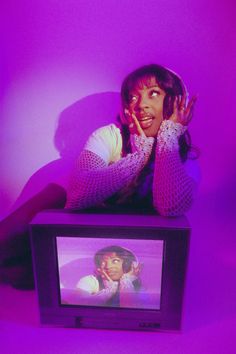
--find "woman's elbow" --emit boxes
[153,193,194,217]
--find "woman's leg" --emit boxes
[0,183,67,288]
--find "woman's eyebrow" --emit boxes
[147,85,161,89]
[131,85,160,93]
[133,85,161,91]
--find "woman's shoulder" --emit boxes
[76,275,99,293]
[84,123,123,163]
[90,123,121,138]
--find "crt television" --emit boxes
[30,209,190,331]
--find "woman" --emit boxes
[0,63,199,288]
[75,245,143,308]
[66,64,199,215]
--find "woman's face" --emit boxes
[100,252,124,281]
[127,76,166,137]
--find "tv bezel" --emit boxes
[30,210,190,331]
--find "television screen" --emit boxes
[30,210,190,331]
[56,236,164,310]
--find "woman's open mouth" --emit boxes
[138,116,154,129]
[107,270,120,279]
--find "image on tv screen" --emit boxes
[56,236,164,310]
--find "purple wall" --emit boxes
[0,1,236,351]
[1,0,235,217]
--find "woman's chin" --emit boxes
[143,121,162,137]
[143,126,159,138]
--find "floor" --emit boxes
[1,194,236,354]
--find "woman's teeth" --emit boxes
[139,117,153,129]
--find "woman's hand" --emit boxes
[96,262,113,282]
[123,108,155,159]
[169,94,197,126]
[124,109,145,136]
[126,261,143,278]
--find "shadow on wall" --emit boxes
[11,92,121,212]
[54,92,121,160]
[199,157,236,221]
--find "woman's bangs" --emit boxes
[129,74,158,92]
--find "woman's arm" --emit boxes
[66,133,154,209]
[153,120,198,216]
[119,271,144,308]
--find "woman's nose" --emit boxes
[106,260,112,269]
[134,96,149,111]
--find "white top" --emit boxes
[84,123,200,183]
[84,123,122,164]
[77,275,100,294]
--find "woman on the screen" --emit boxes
[76,245,143,308]
[66,64,199,215]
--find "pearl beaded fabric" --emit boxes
[66,120,196,216]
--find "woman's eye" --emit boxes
[112,259,121,264]
[150,90,160,97]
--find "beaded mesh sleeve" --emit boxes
[153,120,197,216]
[66,121,197,215]
[65,134,154,209]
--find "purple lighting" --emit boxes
[0,0,236,353]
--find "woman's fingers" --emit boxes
[102,270,112,282]
[172,96,179,114]
[97,267,112,282]
[185,95,197,123]
[124,109,132,123]
[124,109,145,136]
[171,94,197,126]
[124,109,136,134]
[181,93,188,109]
[171,97,179,122]
[130,261,143,276]
[131,113,145,136]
